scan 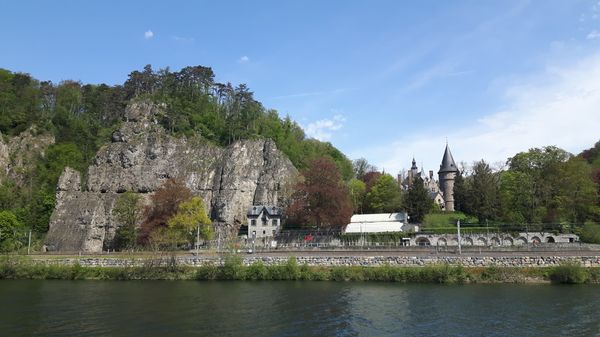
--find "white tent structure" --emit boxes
[344,212,418,234]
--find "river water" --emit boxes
[0,280,599,336]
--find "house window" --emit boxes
[272,219,278,226]
[251,219,256,226]
[262,230,266,235]
[262,219,267,226]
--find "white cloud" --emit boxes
[587,30,600,39]
[305,115,346,141]
[238,55,250,63]
[359,52,600,175]
[144,30,154,39]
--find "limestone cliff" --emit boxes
[45,102,298,252]
[0,127,55,185]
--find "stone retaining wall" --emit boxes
[30,255,600,268]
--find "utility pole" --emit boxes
[217,229,221,253]
[27,230,32,255]
[457,220,462,255]
[196,225,200,256]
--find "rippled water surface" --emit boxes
[1,280,599,336]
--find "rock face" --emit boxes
[45,102,298,252]
[0,127,55,184]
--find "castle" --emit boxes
[399,144,459,211]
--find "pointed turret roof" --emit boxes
[411,157,418,170]
[438,144,459,173]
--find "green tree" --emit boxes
[113,192,142,250]
[557,158,600,223]
[469,160,500,223]
[0,210,25,252]
[168,196,213,245]
[347,178,366,213]
[498,170,532,223]
[365,174,402,213]
[406,176,432,223]
[453,170,468,213]
[579,222,600,244]
[507,146,571,222]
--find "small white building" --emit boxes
[247,205,282,240]
[344,212,418,234]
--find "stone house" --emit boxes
[247,205,282,240]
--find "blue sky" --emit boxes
[2,0,600,174]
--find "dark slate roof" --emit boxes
[247,205,282,217]
[411,157,418,170]
[438,144,459,173]
[428,190,442,199]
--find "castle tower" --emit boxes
[438,144,459,212]
[408,157,418,186]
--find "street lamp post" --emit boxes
[196,225,200,256]
[457,220,462,255]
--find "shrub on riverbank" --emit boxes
[2,256,600,284]
[549,262,589,284]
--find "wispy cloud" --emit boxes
[269,88,353,100]
[238,55,250,64]
[172,35,194,43]
[398,62,472,93]
[587,30,600,39]
[144,30,154,39]
[305,115,346,141]
[358,51,600,174]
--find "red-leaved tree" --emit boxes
[286,157,353,230]
[138,179,193,243]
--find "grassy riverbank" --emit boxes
[1,256,600,284]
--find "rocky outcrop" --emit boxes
[45,102,298,252]
[0,132,8,179]
[0,127,55,184]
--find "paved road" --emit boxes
[245,250,600,257]
[32,248,600,259]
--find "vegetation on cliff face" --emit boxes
[0,66,352,243]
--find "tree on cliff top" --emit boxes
[139,179,192,244]
[285,157,353,229]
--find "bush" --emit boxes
[220,255,244,280]
[549,262,588,284]
[422,212,478,228]
[195,264,219,280]
[246,261,268,280]
[578,222,600,244]
[480,266,523,283]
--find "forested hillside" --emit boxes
[0,65,352,244]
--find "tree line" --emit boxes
[284,142,600,241]
[0,65,352,251]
